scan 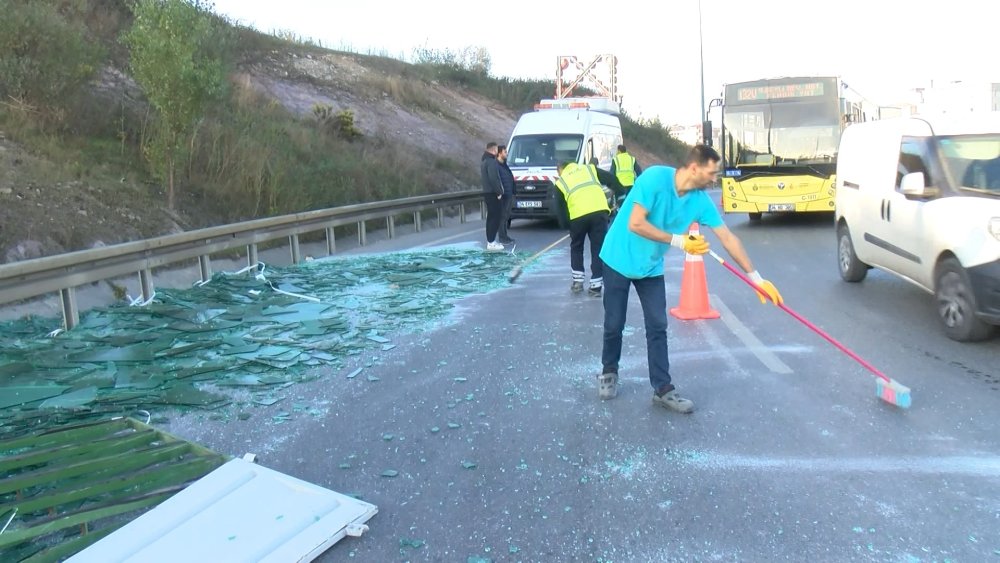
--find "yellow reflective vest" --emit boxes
[555,163,610,220]
[613,152,637,187]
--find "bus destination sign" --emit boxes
[737,82,825,101]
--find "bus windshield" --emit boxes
[508,135,583,168]
[724,100,840,167]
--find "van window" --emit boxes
[508,135,583,167]
[896,138,933,191]
[937,135,1000,195]
[590,133,618,168]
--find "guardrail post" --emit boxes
[387,216,395,239]
[139,269,154,302]
[358,221,367,246]
[459,203,467,223]
[60,287,79,330]
[326,227,336,255]
[290,234,301,264]
[248,244,259,268]
[480,200,486,220]
[198,255,212,283]
[437,208,444,228]
[414,211,422,232]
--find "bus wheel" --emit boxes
[837,223,868,282]
[748,213,762,222]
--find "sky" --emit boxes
[209,0,1000,125]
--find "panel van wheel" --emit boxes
[934,257,995,342]
[837,224,868,282]
[748,212,762,222]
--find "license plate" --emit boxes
[516,200,542,208]
[768,203,795,212]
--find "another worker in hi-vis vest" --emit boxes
[611,145,643,194]
[552,161,625,297]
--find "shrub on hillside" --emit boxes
[0,0,104,122]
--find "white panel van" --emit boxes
[834,114,1000,341]
[505,98,623,222]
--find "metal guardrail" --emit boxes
[0,189,485,330]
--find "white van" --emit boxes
[834,114,1000,341]
[505,98,623,221]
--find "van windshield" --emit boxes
[508,135,583,168]
[937,135,1000,196]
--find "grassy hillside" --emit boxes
[0,0,688,261]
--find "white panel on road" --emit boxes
[68,458,377,563]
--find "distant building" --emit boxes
[904,80,1000,114]
[668,124,702,146]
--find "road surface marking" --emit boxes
[414,228,484,248]
[710,294,793,374]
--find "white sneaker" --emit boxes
[485,241,504,252]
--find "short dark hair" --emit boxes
[685,144,721,167]
[497,144,507,153]
[557,160,575,172]
[618,144,627,152]
[486,142,498,150]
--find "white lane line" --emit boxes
[679,452,1000,476]
[710,293,793,374]
[691,312,751,380]
[413,228,484,248]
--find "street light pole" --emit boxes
[698,0,706,144]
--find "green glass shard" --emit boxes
[38,386,98,409]
[0,386,71,409]
[380,469,399,478]
[252,397,283,406]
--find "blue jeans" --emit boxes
[601,265,672,392]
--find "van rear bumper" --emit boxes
[969,259,1000,324]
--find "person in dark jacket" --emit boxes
[480,142,504,251]
[495,144,516,244]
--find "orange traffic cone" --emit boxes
[669,223,720,320]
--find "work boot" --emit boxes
[598,371,618,400]
[652,387,694,414]
[570,281,584,293]
[588,285,602,297]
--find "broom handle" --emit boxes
[523,233,571,267]
[706,250,891,383]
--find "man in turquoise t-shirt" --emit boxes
[596,145,783,413]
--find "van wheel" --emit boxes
[748,212,762,222]
[935,257,995,342]
[837,224,868,282]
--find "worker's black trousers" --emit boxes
[569,210,609,282]
[484,194,502,243]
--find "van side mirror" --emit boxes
[899,172,939,199]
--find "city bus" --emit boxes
[720,76,876,221]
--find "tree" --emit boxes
[124,0,224,209]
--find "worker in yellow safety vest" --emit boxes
[552,160,625,297]
[611,144,643,194]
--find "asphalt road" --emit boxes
[163,195,1000,562]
